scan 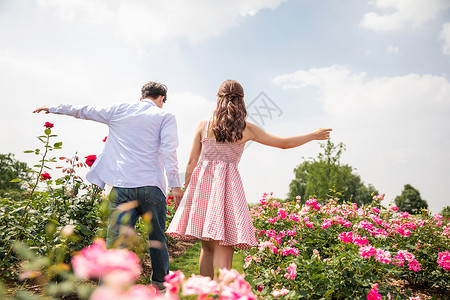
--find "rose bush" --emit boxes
[0,123,106,279]
[242,193,450,299]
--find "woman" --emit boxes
[166,80,331,278]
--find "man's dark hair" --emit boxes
[141,82,168,102]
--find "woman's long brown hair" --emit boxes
[211,80,247,143]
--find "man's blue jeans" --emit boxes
[106,186,169,283]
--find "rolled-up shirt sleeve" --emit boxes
[160,114,181,188]
[49,104,115,124]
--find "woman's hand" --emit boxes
[313,128,332,140]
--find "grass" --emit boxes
[169,242,246,277]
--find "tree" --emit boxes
[394,184,428,214]
[288,140,378,205]
[439,206,450,219]
[0,153,31,197]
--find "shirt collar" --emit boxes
[141,98,157,106]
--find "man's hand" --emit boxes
[171,187,183,210]
[33,106,50,114]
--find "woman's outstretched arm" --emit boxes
[246,123,332,149]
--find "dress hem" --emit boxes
[166,232,257,250]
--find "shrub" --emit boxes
[242,193,450,299]
[0,123,106,279]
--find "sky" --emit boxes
[1,0,449,213]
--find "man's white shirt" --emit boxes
[49,99,180,195]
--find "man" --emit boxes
[33,81,183,291]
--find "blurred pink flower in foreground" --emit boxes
[219,268,256,299]
[182,274,219,297]
[90,285,165,300]
[164,270,185,296]
[71,239,141,286]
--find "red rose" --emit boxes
[102,136,107,142]
[40,173,52,180]
[85,155,97,167]
[44,122,54,128]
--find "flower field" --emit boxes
[242,193,450,299]
[1,123,449,299]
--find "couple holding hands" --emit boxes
[34,80,331,290]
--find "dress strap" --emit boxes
[201,120,210,142]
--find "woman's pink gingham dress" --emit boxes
[166,121,257,249]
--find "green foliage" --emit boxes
[394,184,428,215]
[0,125,107,280]
[0,153,31,198]
[9,240,94,299]
[440,206,450,219]
[241,194,450,299]
[288,139,378,205]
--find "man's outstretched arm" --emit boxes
[33,104,116,124]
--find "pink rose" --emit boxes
[71,239,141,286]
[280,247,300,256]
[398,212,410,218]
[243,255,252,269]
[164,270,185,296]
[277,208,287,219]
[90,285,166,300]
[359,245,376,259]
[182,274,219,297]
[219,269,256,299]
[322,219,332,229]
[353,235,369,247]
[437,250,450,271]
[272,287,289,298]
[367,283,381,300]
[284,263,297,280]
[408,259,421,272]
[434,213,443,221]
[375,249,391,264]
[338,232,353,243]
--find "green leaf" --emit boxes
[9,179,22,183]
[54,142,63,148]
[79,225,91,236]
[44,128,51,135]
[24,150,34,153]
[48,218,61,225]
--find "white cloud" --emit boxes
[387,45,399,54]
[273,65,450,212]
[37,0,287,44]
[440,22,450,55]
[360,0,450,31]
